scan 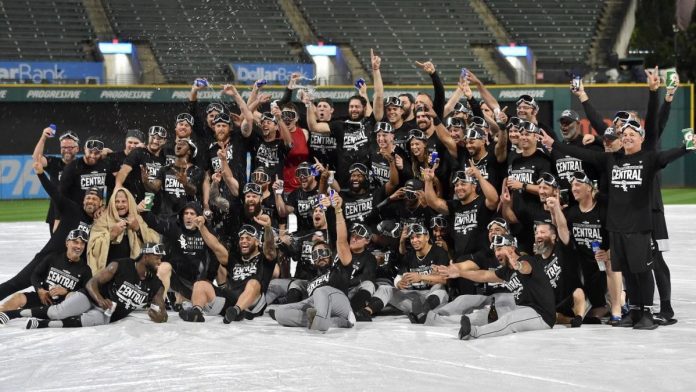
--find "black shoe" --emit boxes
[179,307,204,322]
[458,315,471,340]
[570,315,583,328]
[268,309,276,320]
[223,306,243,324]
[582,316,602,325]
[633,310,658,330]
[653,313,677,326]
[407,312,426,325]
[615,309,641,328]
[607,315,621,326]
[172,303,183,313]
[306,307,317,330]
[355,308,372,322]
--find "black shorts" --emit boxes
[169,270,194,300]
[22,291,44,308]
[610,231,653,273]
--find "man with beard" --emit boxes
[23,243,168,329]
[338,163,379,228]
[249,109,292,180]
[239,182,277,235]
[307,93,376,186]
[59,138,110,202]
[267,206,330,305]
[275,162,321,232]
[145,138,204,217]
[330,195,377,315]
[0,230,92,325]
[204,108,252,199]
[115,125,168,203]
[502,172,558,253]
[32,128,80,233]
[180,217,276,323]
[399,93,416,123]
[369,122,401,196]
[0,162,102,304]
[356,223,448,322]
[141,202,227,307]
[425,219,515,327]
[271,240,355,332]
[443,234,555,340]
[161,113,206,170]
[533,220,585,327]
[414,103,458,162]
[551,109,602,194]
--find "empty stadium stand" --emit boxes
[484,0,604,71]
[0,0,96,61]
[295,0,497,85]
[102,0,304,83]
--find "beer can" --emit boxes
[143,192,155,211]
[104,302,117,317]
[682,128,694,150]
[48,123,57,137]
[666,69,678,89]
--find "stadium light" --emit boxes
[98,42,134,55]
[305,44,337,56]
[497,45,528,57]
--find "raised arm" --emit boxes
[222,84,254,138]
[643,67,661,151]
[574,80,608,134]
[422,168,448,214]
[371,49,384,121]
[466,160,499,210]
[467,71,501,116]
[273,103,294,147]
[444,79,467,118]
[306,101,331,134]
[415,61,445,118]
[252,214,277,260]
[547,196,569,245]
[32,128,54,167]
[332,194,352,266]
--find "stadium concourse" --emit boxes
[1,206,695,391]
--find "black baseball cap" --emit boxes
[560,110,580,122]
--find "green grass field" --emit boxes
[1,188,696,223]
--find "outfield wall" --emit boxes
[0,84,693,199]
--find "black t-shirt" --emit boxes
[446,197,494,260]
[248,133,288,180]
[512,201,551,255]
[340,190,377,227]
[206,132,249,186]
[280,228,330,281]
[308,128,338,169]
[399,245,449,290]
[142,212,218,283]
[495,256,556,327]
[109,231,132,261]
[30,252,92,298]
[564,203,609,262]
[226,252,275,292]
[340,249,377,289]
[392,120,417,152]
[59,157,110,202]
[162,145,206,172]
[37,173,94,259]
[154,164,205,217]
[286,185,320,232]
[98,258,163,322]
[380,201,433,235]
[123,147,167,202]
[507,150,552,210]
[458,145,506,195]
[306,265,350,296]
[551,136,602,191]
[329,117,375,185]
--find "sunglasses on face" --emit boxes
[404,189,418,200]
[452,170,477,185]
[446,117,465,128]
[536,172,559,188]
[281,110,297,121]
[261,112,276,123]
[213,113,231,125]
[490,235,516,249]
[148,126,167,138]
[176,113,194,126]
[311,248,332,263]
[66,229,89,242]
[430,216,448,229]
[621,119,643,132]
[351,224,370,239]
[239,225,260,239]
[519,121,539,134]
[84,140,104,152]
[375,122,394,133]
[295,166,312,178]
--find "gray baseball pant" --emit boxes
[466,305,550,339]
[425,293,515,326]
[274,286,354,332]
[373,284,448,314]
